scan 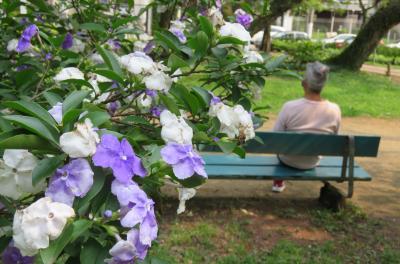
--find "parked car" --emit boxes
[251,25,286,47]
[322,34,356,45]
[273,31,310,40]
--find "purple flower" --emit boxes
[16,24,38,53]
[143,41,155,54]
[170,28,186,43]
[107,39,121,50]
[2,243,34,264]
[213,137,220,142]
[235,9,253,28]
[111,180,158,246]
[216,0,222,9]
[199,7,208,16]
[45,159,94,206]
[62,33,73,49]
[160,143,207,180]
[103,210,113,218]
[150,106,164,117]
[36,15,45,23]
[48,102,63,124]
[107,101,120,115]
[16,65,30,72]
[19,18,29,25]
[107,229,149,263]
[211,95,221,105]
[145,89,157,98]
[44,52,52,61]
[93,134,147,183]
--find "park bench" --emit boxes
[201,132,380,199]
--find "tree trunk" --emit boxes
[328,0,400,70]
[260,22,272,52]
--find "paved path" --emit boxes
[362,64,400,83]
[163,117,400,219]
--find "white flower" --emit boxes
[209,7,224,26]
[60,118,100,158]
[244,50,264,63]
[219,22,251,42]
[120,52,157,75]
[70,38,86,53]
[160,110,193,144]
[0,150,45,200]
[7,39,18,52]
[209,103,255,141]
[89,53,104,64]
[144,71,172,92]
[177,187,197,214]
[54,67,84,82]
[233,105,255,141]
[134,40,147,52]
[137,93,152,109]
[13,197,75,256]
[170,20,186,31]
[48,102,63,124]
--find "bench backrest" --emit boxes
[207,132,381,157]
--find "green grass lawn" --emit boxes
[148,200,400,264]
[259,70,400,118]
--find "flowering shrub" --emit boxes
[0,0,285,263]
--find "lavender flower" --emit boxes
[1,243,34,264]
[145,89,157,98]
[211,95,222,105]
[107,229,149,263]
[107,39,121,50]
[111,180,158,246]
[160,143,207,180]
[45,52,52,61]
[103,210,113,218]
[150,106,164,117]
[16,24,38,53]
[216,0,222,9]
[107,101,120,115]
[45,159,94,206]
[48,102,63,124]
[199,7,208,16]
[235,9,253,29]
[16,65,30,72]
[143,41,155,54]
[19,18,29,25]
[62,33,73,49]
[92,134,147,183]
[170,28,187,43]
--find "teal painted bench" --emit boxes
[201,132,380,198]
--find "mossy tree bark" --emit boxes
[328,0,400,71]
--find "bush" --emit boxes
[271,40,340,69]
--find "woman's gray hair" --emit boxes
[304,61,330,93]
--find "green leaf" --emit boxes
[3,115,59,145]
[198,16,214,39]
[96,45,123,77]
[154,30,182,54]
[192,86,211,107]
[216,140,237,154]
[62,90,91,115]
[40,220,92,264]
[193,31,209,58]
[82,111,110,127]
[233,146,246,159]
[265,55,287,71]
[170,84,200,115]
[61,79,95,90]
[217,36,246,45]
[168,54,189,72]
[94,69,124,83]
[43,92,63,106]
[0,134,59,152]
[32,155,66,186]
[159,94,180,116]
[4,100,58,129]
[80,23,106,33]
[211,47,228,58]
[80,239,108,264]
[176,174,206,189]
[122,116,151,126]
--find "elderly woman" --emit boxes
[272,62,341,192]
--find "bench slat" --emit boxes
[202,132,380,157]
[205,164,371,181]
[202,154,361,168]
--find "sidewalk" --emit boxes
[361,64,400,83]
